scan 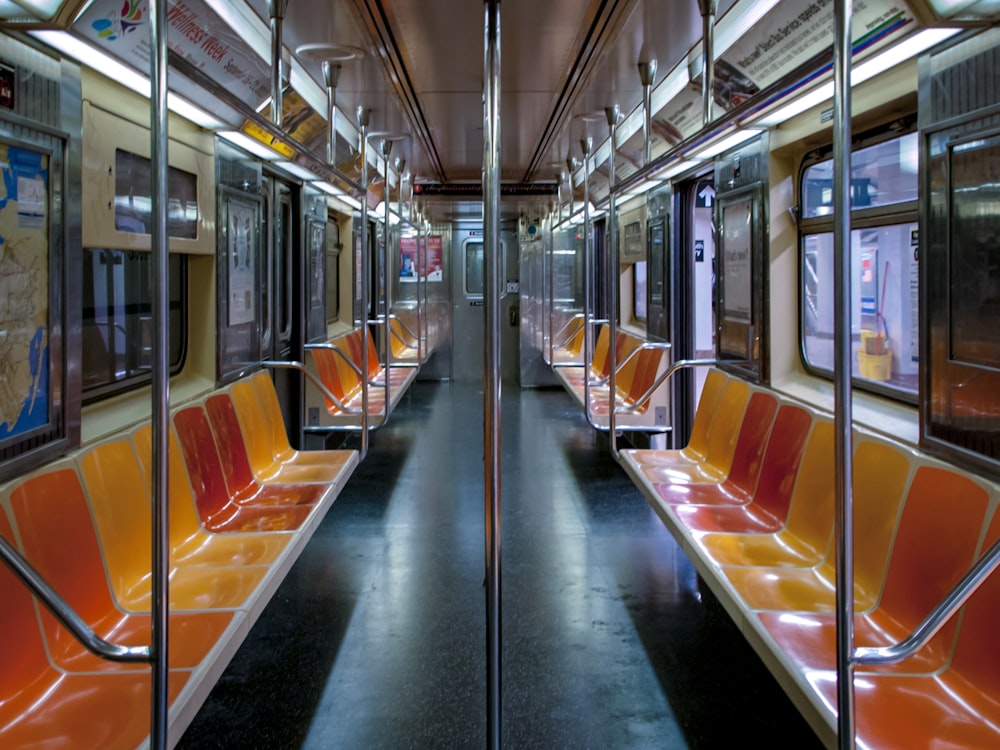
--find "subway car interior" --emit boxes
[1,0,1000,748]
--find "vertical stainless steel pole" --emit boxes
[357,106,371,460]
[698,0,718,126]
[148,0,169,745]
[606,106,620,458]
[267,0,288,128]
[483,2,503,748]
[833,0,856,747]
[323,62,341,165]
[565,158,576,220]
[638,61,657,165]
[381,140,393,415]
[580,136,593,424]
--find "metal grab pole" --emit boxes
[832,0,856,747]
[605,106,620,458]
[581,137,594,425]
[267,0,288,128]
[357,106,371,460]
[323,61,342,165]
[483,2,502,748]
[148,0,170,745]
[698,0,718,127]
[638,61,657,165]
[381,139,393,415]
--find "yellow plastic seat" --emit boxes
[624,369,728,470]
[229,374,352,483]
[722,438,913,613]
[638,378,751,482]
[80,439,269,611]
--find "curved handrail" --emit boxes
[306,342,366,379]
[387,313,420,344]
[0,536,151,663]
[261,358,362,415]
[854,536,1000,667]
[551,313,585,348]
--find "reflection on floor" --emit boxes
[177,382,823,749]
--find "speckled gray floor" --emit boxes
[176,382,823,749]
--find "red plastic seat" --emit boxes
[173,406,313,533]
[0,506,189,750]
[669,404,813,532]
[204,392,325,507]
[133,425,292,567]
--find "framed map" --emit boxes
[0,143,49,443]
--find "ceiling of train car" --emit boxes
[268,0,738,197]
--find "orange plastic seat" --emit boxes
[79,439,270,610]
[757,465,991,676]
[692,420,836,568]
[5,466,233,673]
[0,507,189,750]
[204,392,326,507]
[174,406,313,533]
[669,403,813,533]
[133,425,291,567]
[248,371,359,479]
[807,508,1000,750]
[722,439,912,613]
[637,379,752,482]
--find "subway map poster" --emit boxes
[0,144,49,441]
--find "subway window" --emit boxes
[799,131,919,401]
[326,216,341,323]
[633,260,648,322]
[81,249,186,402]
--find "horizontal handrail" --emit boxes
[609,344,677,412]
[305,342,365,380]
[854,536,1000,667]
[261,358,361,415]
[387,313,420,343]
[614,357,717,416]
[551,313,585,348]
[589,341,672,389]
[0,535,151,663]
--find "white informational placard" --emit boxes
[227,198,255,326]
[722,197,753,324]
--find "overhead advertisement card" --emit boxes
[651,1,916,147]
[76,0,271,110]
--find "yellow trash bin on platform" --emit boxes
[858,330,892,381]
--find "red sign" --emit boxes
[399,235,443,282]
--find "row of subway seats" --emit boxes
[549,317,671,430]
[614,369,1000,749]
[0,315,431,749]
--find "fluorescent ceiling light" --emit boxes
[655,159,703,181]
[0,0,62,20]
[687,128,762,160]
[754,28,961,127]
[622,180,663,199]
[219,130,284,160]
[715,0,783,58]
[275,160,320,181]
[30,31,226,129]
[852,27,961,84]
[313,181,344,195]
[202,0,270,62]
[330,193,362,210]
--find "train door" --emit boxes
[451,223,519,382]
[675,173,717,439]
[261,174,300,437]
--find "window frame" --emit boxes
[81,249,188,405]
[797,123,920,405]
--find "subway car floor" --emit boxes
[177,381,824,749]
